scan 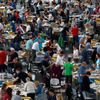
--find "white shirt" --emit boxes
[32,42,40,52]
[26,25,31,32]
[55,43,62,52]
[73,49,79,58]
[56,55,64,65]
[24,81,36,94]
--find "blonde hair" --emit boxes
[56,94,63,100]
[34,81,39,87]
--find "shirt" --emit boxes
[96,59,100,70]
[0,51,7,65]
[25,39,33,50]
[64,62,74,75]
[11,95,21,100]
[14,72,28,84]
[71,26,79,37]
[32,42,40,52]
[56,55,64,65]
[78,66,87,83]
[24,81,36,94]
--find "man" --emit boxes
[8,48,18,73]
[64,58,74,84]
[71,24,79,45]
[56,51,65,66]
[0,47,7,72]
[14,63,28,84]
[25,36,35,50]
[78,62,88,90]
[25,35,35,62]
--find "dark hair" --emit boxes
[86,71,91,75]
[14,63,22,71]
[16,90,21,95]
[6,88,12,97]
[1,83,7,90]
[49,88,55,93]
[68,58,71,62]
[60,51,64,54]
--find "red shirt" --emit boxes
[71,26,79,37]
[0,51,7,65]
[2,93,11,100]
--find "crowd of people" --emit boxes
[0,0,100,100]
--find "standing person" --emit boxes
[95,54,100,72]
[24,77,36,100]
[64,58,74,85]
[71,24,79,45]
[82,71,95,93]
[78,62,88,91]
[2,88,12,100]
[0,47,7,72]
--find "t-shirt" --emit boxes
[15,72,28,84]
[96,59,100,70]
[0,51,7,65]
[24,81,36,94]
[64,62,74,76]
[78,66,87,83]
[25,39,33,50]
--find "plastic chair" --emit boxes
[50,78,61,92]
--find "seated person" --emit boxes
[47,88,56,100]
[82,71,95,94]
[13,63,28,84]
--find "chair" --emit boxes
[82,91,96,100]
[50,78,61,92]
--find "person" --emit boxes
[71,24,79,45]
[81,46,89,64]
[35,81,43,96]
[8,48,19,73]
[82,71,95,93]
[2,88,12,100]
[24,77,36,100]
[56,51,65,66]
[13,63,28,84]
[78,62,88,91]
[0,83,7,99]
[95,54,100,72]
[0,47,7,72]
[25,36,35,50]
[73,46,79,63]
[47,88,56,100]
[11,90,22,100]
[64,58,74,84]
[13,32,22,51]
[41,56,50,76]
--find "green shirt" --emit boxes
[64,62,74,76]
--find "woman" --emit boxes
[0,83,7,99]
[2,88,12,100]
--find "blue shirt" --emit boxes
[26,39,33,50]
[78,66,87,83]
[96,59,100,70]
